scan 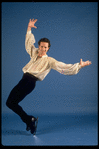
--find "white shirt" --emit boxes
[22,30,82,81]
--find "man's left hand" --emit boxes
[80,59,92,68]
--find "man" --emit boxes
[6,19,91,134]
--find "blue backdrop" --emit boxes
[2,2,98,115]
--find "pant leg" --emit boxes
[6,73,37,124]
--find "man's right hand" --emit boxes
[27,19,37,31]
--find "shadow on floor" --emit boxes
[2,113,97,136]
[2,129,31,136]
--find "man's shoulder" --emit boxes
[47,57,57,65]
[48,56,56,61]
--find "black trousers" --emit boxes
[6,73,38,125]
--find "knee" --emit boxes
[6,99,13,109]
[6,99,10,108]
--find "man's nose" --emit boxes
[42,48,45,51]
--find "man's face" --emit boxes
[38,42,49,57]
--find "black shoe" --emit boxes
[26,116,36,131]
[26,116,38,135]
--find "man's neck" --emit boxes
[38,53,47,58]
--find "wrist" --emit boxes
[27,26,31,31]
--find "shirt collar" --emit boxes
[42,55,48,58]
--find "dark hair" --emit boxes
[38,38,51,48]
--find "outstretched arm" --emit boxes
[25,19,37,58]
[49,57,92,76]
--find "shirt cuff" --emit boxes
[27,30,31,34]
[78,63,82,69]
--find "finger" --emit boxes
[86,60,91,64]
[89,61,92,65]
[86,61,91,65]
[32,18,34,21]
[34,19,37,22]
[34,26,37,29]
[80,59,82,64]
[88,61,91,63]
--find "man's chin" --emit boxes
[38,54,43,57]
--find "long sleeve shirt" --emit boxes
[22,30,82,81]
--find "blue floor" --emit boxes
[2,112,98,146]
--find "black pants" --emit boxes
[6,73,38,125]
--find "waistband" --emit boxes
[23,73,39,81]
